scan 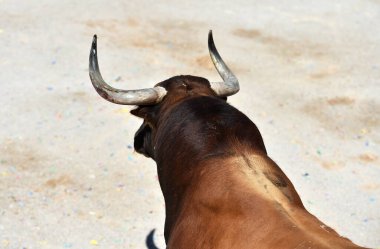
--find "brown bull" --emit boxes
[89,31,368,249]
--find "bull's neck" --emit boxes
[151,96,270,241]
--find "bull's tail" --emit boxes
[146,229,160,249]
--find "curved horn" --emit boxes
[89,35,167,105]
[208,31,240,97]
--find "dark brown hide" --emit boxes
[130,75,367,249]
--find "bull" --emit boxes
[89,31,368,249]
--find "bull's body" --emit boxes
[132,76,365,249]
[89,33,368,248]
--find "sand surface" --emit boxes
[0,0,379,248]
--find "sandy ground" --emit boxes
[0,0,379,248]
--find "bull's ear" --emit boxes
[130,107,145,118]
[130,106,158,126]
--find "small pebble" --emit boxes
[63,242,73,248]
[2,240,9,246]
[39,240,48,245]
[90,240,98,246]
[361,128,368,134]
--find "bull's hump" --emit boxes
[243,155,294,203]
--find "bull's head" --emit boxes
[89,31,239,160]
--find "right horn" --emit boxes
[89,35,167,105]
[208,30,240,97]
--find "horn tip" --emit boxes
[208,30,216,51]
[91,35,97,50]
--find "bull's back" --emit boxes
[167,154,366,249]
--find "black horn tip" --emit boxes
[208,30,217,53]
[208,30,213,43]
[91,34,97,52]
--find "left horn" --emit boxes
[89,35,167,105]
[208,30,240,97]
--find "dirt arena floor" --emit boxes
[0,0,379,248]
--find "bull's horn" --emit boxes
[89,35,167,105]
[208,30,240,97]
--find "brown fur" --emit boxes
[131,75,367,249]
